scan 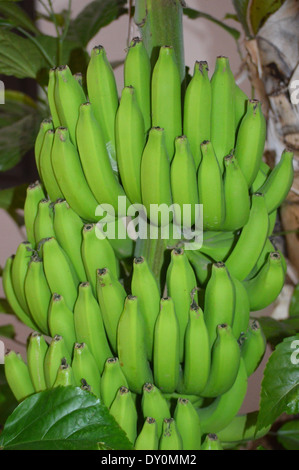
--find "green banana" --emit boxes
[74,282,112,373]
[240,319,266,376]
[47,68,60,129]
[251,161,270,194]
[166,247,198,361]
[183,60,211,168]
[222,152,250,231]
[182,301,210,395]
[197,357,248,433]
[225,193,269,281]
[217,411,271,445]
[200,230,236,261]
[201,433,223,450]
[52,126,99,222]
[234,84,248,134]
[53,358,76,387]
[231,276,250,340]
[210,56,235,172]
[203,262,235,347]
[131,256,161,360]
[151,46,182,161]
[100,357,129,409]
[86,45,119,165]
[110,386,138,444]
[153,297,180,393]
[48,293,77,356]
[72,342,101,398]
[140,126,172,226]
[24,181,46,248]
[34,119,53,177]
[81,223,119,295]
[54,65,86,144]
[268,209,277,236]
[44,334,71,388]
[2,256,37,330]
[141,383,171,437]
[11,241,33,315]
[186,249,213,287]
[258,149,294,214]
[117,295,153,393]
[124,37,151,132]
[27,331,48,392]
[235,99,266,188]
[134,417,159,451]
[96,267,126,352]
[159,418,183,450]
[39,129,63,201]
[174,398,202,450]
[53,199,87,281]
[246,237,287,281]
[197,140,225,230]
[4,350,35,402]
[115,85,146,205]
[76,102,129,216]
[170,135,199,227]
[201,324,241,397]
[41,236,79,310]
[34,198,55,245]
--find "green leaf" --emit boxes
[0,1,39,34]
[257,335,299,432]
[0,325,15,339]
[66,0,127,47]
[0,386,134,450]
[250,0,285,35]
[232,0,251,38]
[257,315,299,347]
[0,299,13,315]
[183,7,241,40]
[289,284,299,317]
[0,366,18,427]
[277,420,299,450]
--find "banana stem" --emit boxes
[134,0,185,81]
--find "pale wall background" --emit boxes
[0,0,267,413]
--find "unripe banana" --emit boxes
[183,301,210,395]
[201,324,240,398]
[53,358,76,387]
[34,198,55,245]
[251,161,270,194]
[81,223,119,295]
[197,357,248,434]
[235,99,266,187]
[47,68,60,129]
[240,319,266,376]
[234,84,248,133]
[52,126,99,222]
[100,357,129,409]
[4,350,35,402]
[246,238,287,280]
[268,209,277,236]
[186,249,213,286]
[183,60,211,168]
[140,126,172,226]
[166,247,198,361]
[200,230,236,261]
[203,262,235,347]
[48,293,77,356]
[197,140,225,230]
[141,383,171,437]
[201,433,223,450]
[110,386,138,444]
[225,193,269,281]
[115,85,146,205]
[39,129,63,201]
[151,46,182,161]
[131,256,161,360]
[44,335,71,388]
[117,295,153,393]
[53,199,86,281]
[153,297,180,393]
[11,241,33,315]
[243,251,285,311]
[27,331,48,392]
[170,135,199,227]
[74,282,112,373]
[86,45,119,165]
[54,65,86,144]
[222,152,250,231]
[124,37,151,132]
[72,342,101,398]
[231,276,250,340]
[41,236,79,310]
[134,417,159,451]
[210,56,235,172]
[34,119,53,177]
[159,418,183,450]
[96,267,126,352]
[24,181,46,248]
[76,102,129,216]
[174,398,202,450]
[2,255,37,330]
[258,149,294,214]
